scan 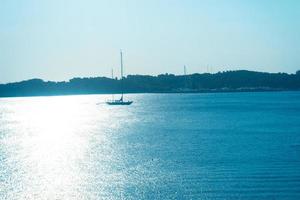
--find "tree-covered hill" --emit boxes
[1,70,300,97]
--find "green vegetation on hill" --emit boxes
[1,70,300,97]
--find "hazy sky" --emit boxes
[1,0,300,83]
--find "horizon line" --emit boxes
[1,69,300,85]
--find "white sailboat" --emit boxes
[106,50,133,105]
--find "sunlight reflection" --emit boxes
[1,95,138,200]
[10,96,110,199]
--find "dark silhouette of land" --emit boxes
[1,70,300,97]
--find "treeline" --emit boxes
[1,70,300,97]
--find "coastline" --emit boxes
[0,88,299,99]
[1,70,300,98]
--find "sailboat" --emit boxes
[106,50,133,105]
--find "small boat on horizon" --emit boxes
[106,50,133,105]
[106,96,133,105]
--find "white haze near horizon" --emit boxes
[0,0,300,83]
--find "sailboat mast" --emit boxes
[120,50,124,99]
[120,50,124,79]
[184,65,187,88]
[111,68,114,100]
[105,50,132,105]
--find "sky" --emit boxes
[1,0,300,83]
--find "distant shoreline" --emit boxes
[0,88,299,99]
[1,70,300,98]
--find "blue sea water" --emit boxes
[0,92,300,199]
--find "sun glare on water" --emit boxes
[2,95,118,199]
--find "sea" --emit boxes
[0,92,300,200]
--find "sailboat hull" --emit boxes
[106,101,133,105]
